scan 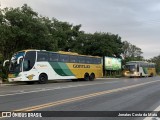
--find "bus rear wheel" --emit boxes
[39,73,48,84]
[89,73,95,81]
[150,73,153,77]
[84,73,89,81]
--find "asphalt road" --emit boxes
[1,76,160,120]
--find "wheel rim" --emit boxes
[39,74,47,84]
[40,76,45,82]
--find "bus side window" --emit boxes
[86,57,95,64]
[37,52,49,61]
[85,57,90,64]
[93,58,101,64]
[59,54,69,62]
[70,55,78,63]
[49,53,59,62]
[97,58,101,64]
[78,56,85,63]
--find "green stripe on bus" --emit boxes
[58,62,74,76]
[49,62,74,76]
[49,62,67,76]
[143,67,148,74]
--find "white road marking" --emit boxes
[0,81,120,97]
[143,105,160,120]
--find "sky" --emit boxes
[1,0,160,59]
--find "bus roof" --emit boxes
[126,61,155,65]
[58,51,79,55]
[18,49,37,53]
[58,51,101,58]
[17,49,101,58]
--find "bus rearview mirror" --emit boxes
[3,60,9,67]
[17,56,23,64]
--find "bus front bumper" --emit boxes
[124,72,140,77]
[8,77,23,82]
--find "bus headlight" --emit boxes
[18,74,22,77]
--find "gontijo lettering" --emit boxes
[73,64,90,68]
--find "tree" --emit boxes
[72,32,123,57]
[149,55,160,73]
[122,41,143,62]
[0,4,58,60]
[52,18,82,51]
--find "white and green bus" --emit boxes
[123,61,156,77]
[3,49,103,84]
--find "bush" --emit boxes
[0,63,8,82]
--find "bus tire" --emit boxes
[84,73,89,81]
[140,73,142,78]
[150,73,153,77]
[89,73,95,81]
[38,73,48,84]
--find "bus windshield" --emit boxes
[9,52,25,73]
[125,65,136,72]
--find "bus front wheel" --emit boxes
[39,73,48,84]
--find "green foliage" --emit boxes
[0,54,2,80]
[72,32,123,58]
[0,4,58,60]
[122,41,143,64]
[52,18,82,51]
[0,54,7,81]
[149,55,160,73]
